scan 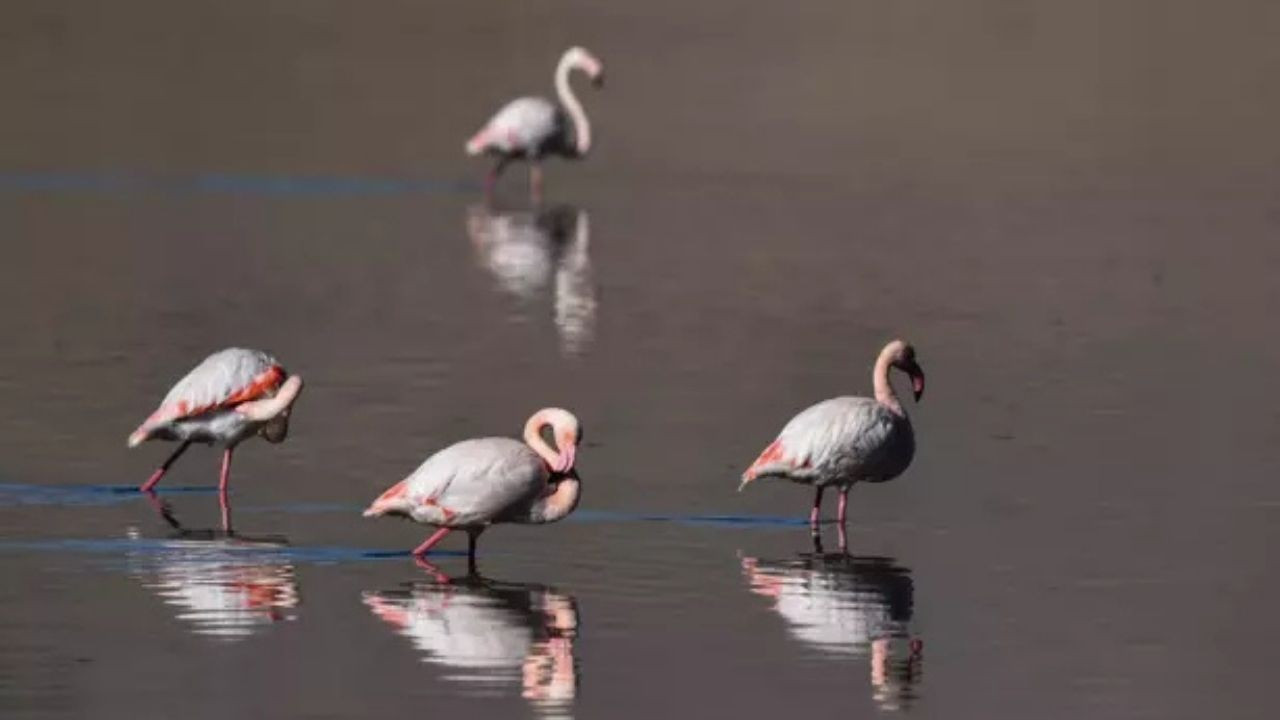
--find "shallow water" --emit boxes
[3,2,1280,718]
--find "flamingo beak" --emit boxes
[591,72,605,89]
[906,362,925,402]
[556,443,577,474]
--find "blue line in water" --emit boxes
[0,484,809,526]
[0,483,216,506]
[0,537,465,563]
[0,170,477,196]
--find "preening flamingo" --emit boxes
[465,47,605,201]
[740,340,924,536]
[128,348,304,525]
[363,408,583,572]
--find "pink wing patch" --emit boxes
[146,364,284,426]
[745,439,808,479]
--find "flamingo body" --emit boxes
[370,438,551,528]
[746,397,914,488]
[129,348,294,448]
[467,97,570,161]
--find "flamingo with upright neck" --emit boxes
[740,340,925,544]
[465,47,605,201]
[364,408,584,573]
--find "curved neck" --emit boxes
[555,58,590,156]
[526,475,582,523]
[523,411,562,468]
[239,375,303,422]
[872,350,904,416]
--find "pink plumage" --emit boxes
[466,47,604,201]
[128,348,304,528]
[364,408,583,572]
[741,340,925,540]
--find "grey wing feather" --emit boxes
[403,438,547,525]
[484,97,561,152]
[779,397,912,480]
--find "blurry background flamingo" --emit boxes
[465,47,604,202]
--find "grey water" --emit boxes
[2,1,1279,718]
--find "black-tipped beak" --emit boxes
[907,362,925,402]
[591,72,605,89]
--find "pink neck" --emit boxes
[872,349,904,416]
[523,410,562,468]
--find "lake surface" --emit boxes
[2,2,1278,718]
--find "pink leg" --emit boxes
[139,441,191,492]
[810,486,825,526]
[219,486,233,534]
[411,527,453,557]
[530,164,543,204]
[218,448,235,532]
[838,487,849,526]
[837,520,848,553]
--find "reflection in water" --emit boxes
[125,534,299,640]
[466,203,597,357]
[364,577,579,717]
[742,553,923,711]
[126,495,299,640]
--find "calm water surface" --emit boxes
[2,2,1279,718]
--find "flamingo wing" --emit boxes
[132,349,285,441]
[470,97,560,155]
[746,397,897,481]
[397,438,548,526]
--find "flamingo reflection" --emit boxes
[742,552,923,710]
[363,576,578,715]
[125,495,299,640]
[466,203,597,357]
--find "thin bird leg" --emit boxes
[139,441,192,492]
[810,486,825,527]
[218,448,234,533]
[485,158,509,203]
[837,487,850,526]
[466,530,481,577]
[837,520,848,553]
[529,163,544,205]
[411,527,453,557]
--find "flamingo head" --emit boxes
[564,46,605,88]
[525,407,583,474]
[887,340,925,402]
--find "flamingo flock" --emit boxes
[123,46,929,574]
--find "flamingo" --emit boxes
[127,348,304,526]
[363,408,583,572]
[465,47,605,201]
[739,339,925,538]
